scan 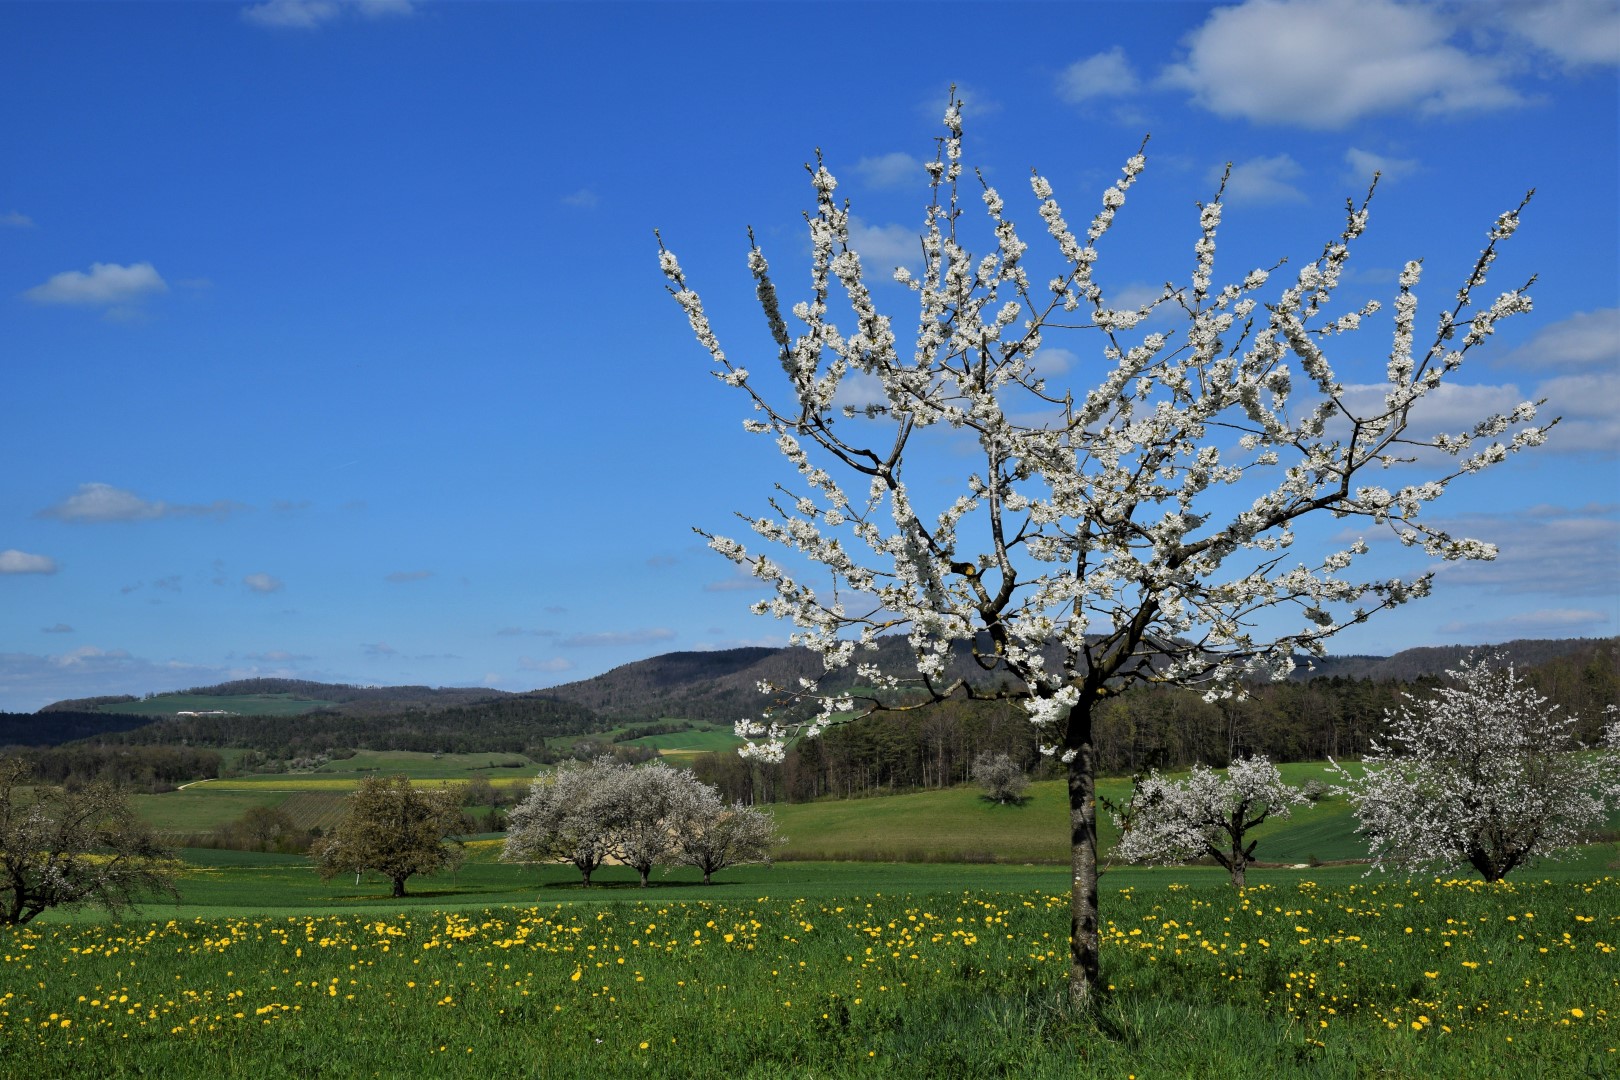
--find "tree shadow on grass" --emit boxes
[976,794,1033,807]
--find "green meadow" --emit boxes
[8,761,1615,1077]
[4,851,1615,1078]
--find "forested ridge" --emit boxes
[8,638,1613,800]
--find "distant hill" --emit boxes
[538,636,1617,724]
[1301,638,1615,682]
[24,636,1612,758]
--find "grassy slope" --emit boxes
[133,758,1614,871]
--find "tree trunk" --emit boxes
[638,866,650,888]
[1067,741,1101,1008]
[391,876,406,898]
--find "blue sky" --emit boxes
[2,0,1616,712]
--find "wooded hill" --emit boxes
[6,637,1613,801]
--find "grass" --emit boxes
[4,859,1615,1077]
[616,724,746,758]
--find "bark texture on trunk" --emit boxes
[1067,743,1100,1007]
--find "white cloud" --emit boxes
[1496,0,1620,67]
[53,645,134,668]
[562,188,599,208]
[1058,47,1141,103]
[561,628,676,648]
[853,152,925,190]
[38,482,246,523]
[1336,380,1527,444]
[847,216,921,272]
[241,0,414,29]
[0,549,58,575]
[1161,0,1522,128]
[830,370,887,412]
[1219,155,1307,204]
[22,262,168,307]
[1534,370,1620,453]
[1439,607,1612,639]
[243,572,284,594]
[1,210,33,228]
[0,648,228,711]
[1433,504,1619,597]
[1498,308,1619,370]
[1344,147,1421,185]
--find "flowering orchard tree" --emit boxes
[1113,755,1309,886]
[504,758,778,887]
[614,761,701,887]
[1333,656,1620,882]
[669,785,780,885]
[502,758,629,887]
[971,751,1030,805]
[0,756,178,926]
[659,93,1549,1004]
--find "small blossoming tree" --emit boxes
[972,751,1030,805]
[659,93,1549,1004]
[1333,656,1620,882]
[1114,755,1309,886]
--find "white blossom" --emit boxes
[1332,656,1620,881]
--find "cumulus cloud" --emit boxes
[1058,47,1141,103]
[561,188,599,208]
[1432,504,1620,598]
[241,0,414,29]
[853,152,925,189]
[1218,155,1307,204]
[22,262,168,307]
[0,549,58,575]
[560,628,676,648]
[1496,0,1620,67]
[1335,380,1528,447]
[243,572,284,594]
[1498,308,1619,370]
[37,483,246,523]
[847,216,921,273]
[1533,370,1620,453]
[384,570,433,583]
[1161,0,1522,128]
[1,210,33,228]
[1344,147,1421,185]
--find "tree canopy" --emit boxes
[310,776,466,897]
[661,92,1548,1003]
[0,756,178,926]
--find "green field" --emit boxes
[616,724,745,758]
[4,853,1615,1077]
[137,761,1602,872]
[92,693,338,717]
